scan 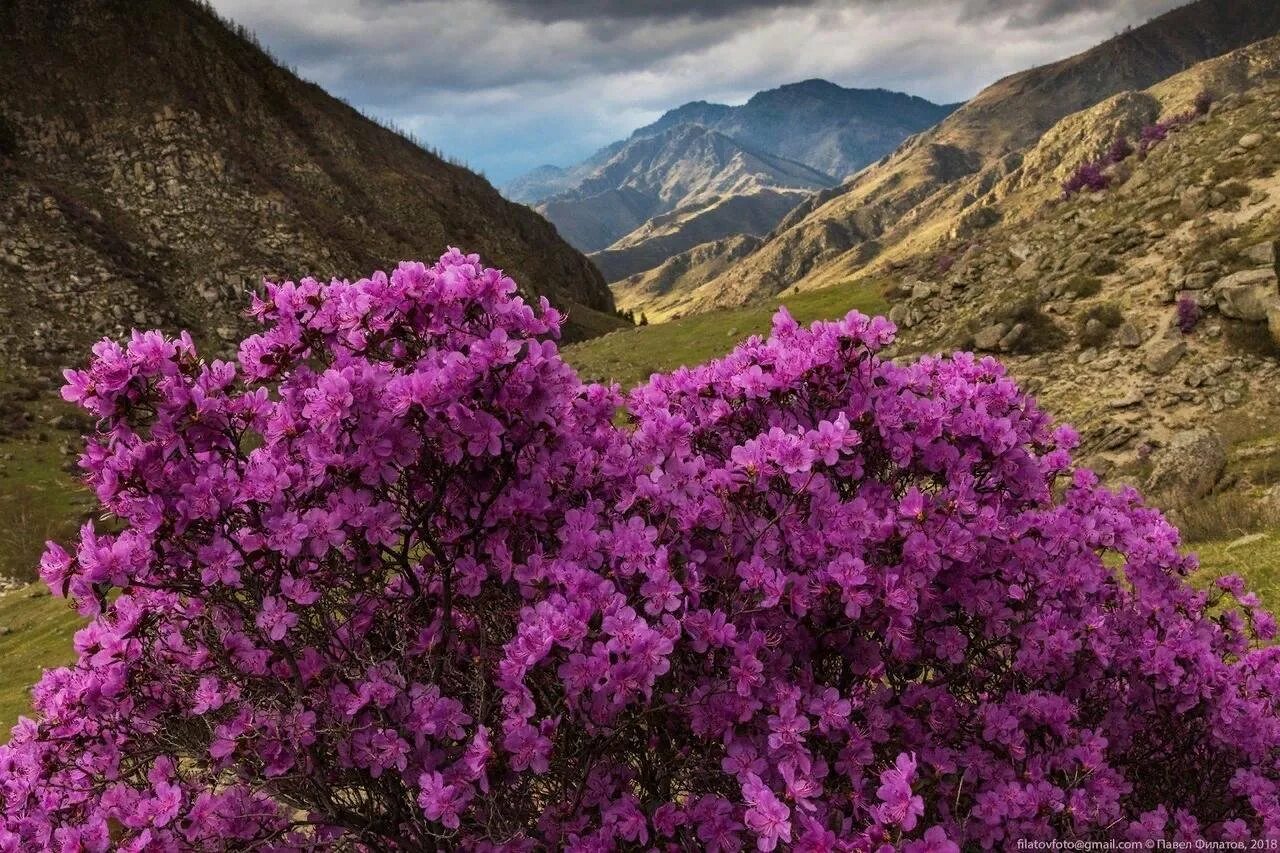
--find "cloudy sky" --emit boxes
[208,0,1186,185]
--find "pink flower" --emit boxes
[742,774,791,851]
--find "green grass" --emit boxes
[1190,532,1280,613]
[0,585,83,732]
[0,437,89,583]
[564,279,890,389]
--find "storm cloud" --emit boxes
[208,0,1186,184]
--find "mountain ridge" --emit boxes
[533,124,837,255]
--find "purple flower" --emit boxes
[742,774,791,851]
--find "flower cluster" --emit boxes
[2,250,1278,850]
[1177,293,1202,334]
[1064,93,1212,199]
[1061,160,1111,197]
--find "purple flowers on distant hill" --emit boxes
[1,249,1277,849]
[1062,159,1112,196]
[1063,92,1212,199]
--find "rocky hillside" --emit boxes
[534,125,836,256]
[0,0,618,382]
[610,234,765,321]
[646,0,1280,320]
[878,70,1280,537]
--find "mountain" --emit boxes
[588,192,792,283]
[610,234,764,321]
[504,81,957,205]
[629,81,959,182]
[0,0,619,380]
[502,81,955,286]
[654,0,1280,319]
[502,164,579,207]
[534,124,837,254]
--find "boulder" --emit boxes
[1014,258,1039,282]
[1143,339,1186,375]
[998,323,1026,352]
[1242,239,1276,267]
[1269,302,1280,349]
[1213,267,1279,321]
[1179,186,1208,218]
[1182,272,1214,290]
[1145,428,1226,503]
[1108,389,1144,409]
[1115,322,1142,348]
[974,323,1009,351]
[1239,132,1265,150]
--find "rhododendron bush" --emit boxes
[3,249,1279,850]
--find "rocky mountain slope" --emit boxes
[534,124,836,256]
[880,75,1280,534]
[0,0,618,381]
[644,0,1280,320]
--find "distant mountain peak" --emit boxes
[504,79,954,207]
[503,77,955,284]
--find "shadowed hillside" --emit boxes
[0,0,618,374]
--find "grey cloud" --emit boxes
[957,0,1181,28]
[208,0,1194,183]
[491,0,818,21]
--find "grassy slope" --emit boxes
[0,437,88,581]
[0,588,81,731]
[564,279,890,389]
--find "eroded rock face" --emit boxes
[1146,428,1227,504]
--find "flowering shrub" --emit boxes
[2,250,1279,850]
[1106,135,1134,164]
[1061,160,1110,197]
[1177,293,1201,334]
[1137,109,1200,159]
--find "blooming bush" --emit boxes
[1106,135,1134,164]
[1061,160,1110,197]
[2,250,1279,850]
[1177,293,1201,334]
